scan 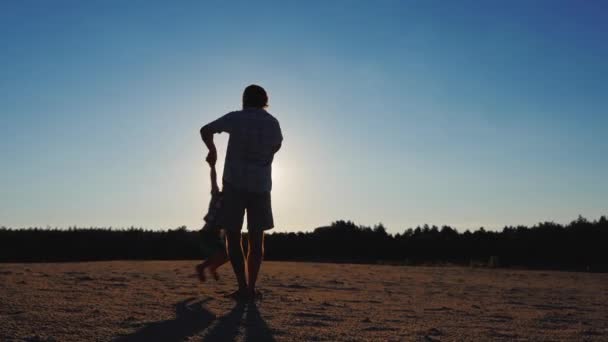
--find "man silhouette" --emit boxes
[200,85,283,300]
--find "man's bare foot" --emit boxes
[224,288,250,301]
[195,264,206,283]
[248,289,263,301]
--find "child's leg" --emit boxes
[207,251,229,280]
[196,251,229,282]
[196,259,212,282]
[197,232,229,283]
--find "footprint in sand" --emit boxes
[424,306,452,312]
[293,320,330,327]
[362,326,397,332]
[486,314,513,323]
[293,312,342,322]
[317,285,360,291]
[278,283,308,289]
[427,328,442,336]
[490,331,518,339]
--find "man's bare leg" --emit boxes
[226,230,248,297]
[247,230,264,297]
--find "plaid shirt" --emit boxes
[206,109,283,193]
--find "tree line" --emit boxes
[0,215,606,271]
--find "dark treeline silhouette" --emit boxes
[1,215,606,271]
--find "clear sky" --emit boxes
[1,1,607,233]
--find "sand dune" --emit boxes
[0,261,606,341]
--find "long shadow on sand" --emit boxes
[114,298,215,342]
[115,298,275,342]
[202,301,276,342]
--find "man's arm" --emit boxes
[200,113,234,166]
[200,124,217,166]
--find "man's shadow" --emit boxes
[115,298,215,342]
[115,298,275,342]
[202,301,276,342]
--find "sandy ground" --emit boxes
[0,261,606,341]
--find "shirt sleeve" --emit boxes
[206,112,235,134]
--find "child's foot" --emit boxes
[210,268,220,281]
[195,264,206,283]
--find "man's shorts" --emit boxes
[219,183,274,232]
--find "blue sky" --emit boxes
[1,1,607,232]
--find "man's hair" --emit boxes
[242,84,268,109]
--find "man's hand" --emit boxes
[206,149,217,166]
[201,124,218,167]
